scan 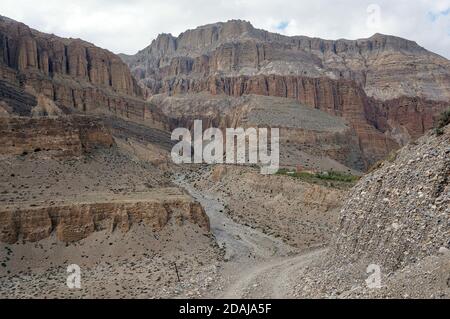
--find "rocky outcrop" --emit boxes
[0,116,114,156]
[0,190,210,243]
[0,16,168,128]
[369,96,450,144]
[0,16,139,96]
[150,93,366,171]
[125,20,450,102]
[0,78,37,115]
[153,75,445,167]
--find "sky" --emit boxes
[1,0,449,58]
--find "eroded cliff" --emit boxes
[0,116,114,156]
[125,20,450,103]
[0,15,167,128]
[0,190,209,244]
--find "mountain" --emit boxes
[0,16,218,298]
[122,20,450,169]
[1,16,449,171]
[0,14,449,299]
[124,20,450,102]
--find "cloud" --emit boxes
[1,0,449,58]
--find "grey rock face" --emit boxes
[124,20,450,102]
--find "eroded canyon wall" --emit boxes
[0,197,209,244]
[0,16,167,129]
[0,116,114,156]
[124,20,450,168]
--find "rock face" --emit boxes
[0,16,138,96]
[125,20,450,102]
[150,75,449,164]
[0,15,167,128]
[152,93,366,170]
[370,96,449,144]
[0,79,37,115]
[0,116,114,157]
[0,189,209,244]
[124,20,450,168]
[150,75,445,168]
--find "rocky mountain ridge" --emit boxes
[123,20,450,102]
[0,15,139,96]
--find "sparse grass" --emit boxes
[435,109,450,136]
[316,171,360,183]
[276,168,360,187]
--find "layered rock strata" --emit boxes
[0,189,209,244]
[124,20,450,102]
[0,116,114,156]
[124,20,450,168]
[0,16,167,128]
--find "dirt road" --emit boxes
[175,172,325,299]
[219,249,325,299]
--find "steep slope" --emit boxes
[0,115,221,299]
[151,93,365,171]
[297,124,450,298]
[0,115,204,242]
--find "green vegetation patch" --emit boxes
[276,168,360,187]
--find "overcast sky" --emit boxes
[1,0,449,58]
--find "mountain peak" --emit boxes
[177,19,258,41]
[365,32,426,53]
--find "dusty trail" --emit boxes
[220,249,325,299]
[174,172,325,299]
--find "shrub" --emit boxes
[435,109,450,136]
[435,127,444,136]
[316,171,360,183]
[367,151,398,173]
[276,168,359,185]
[438,109,450,128]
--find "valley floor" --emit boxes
[2,162,448,299]
[1,163,332,299]
[174,169,331,299]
